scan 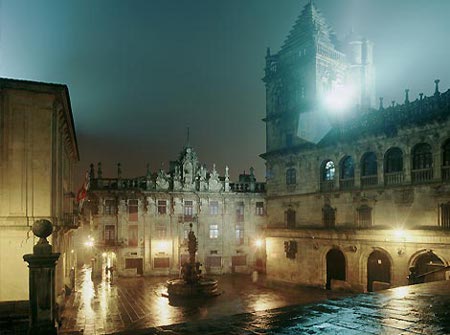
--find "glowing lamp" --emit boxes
[84,240,94,247]
[102,252,107,257]
[393,229,406,239]
[255,239,263,248]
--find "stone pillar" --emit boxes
[23,219,60,335]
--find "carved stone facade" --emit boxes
[0,78,79,302]
[263,2,450,292]
[83,145,266,278]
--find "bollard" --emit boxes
[23,219,60,335]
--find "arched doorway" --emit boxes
[411,251,445,284]
[367,250,391,292]
[326,249,345,289]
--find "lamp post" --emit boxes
[23,219,60,335]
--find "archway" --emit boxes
[367,250,391,292]
[326,249,345,289]
[411,251,445,284]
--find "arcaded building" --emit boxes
[0,78,79,303]
[262,2,450,292]
[83,145,266,278]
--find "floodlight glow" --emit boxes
[102,252,107,257]
[393,229,406,239]
[84,240,94,247]
[255,239,263,248]
[323,85,356,112]
[156,240,170,252]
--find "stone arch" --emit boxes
[359,247,394,292]
[325,247,346,290]
[367,249,392,292]
[408,250,447,284]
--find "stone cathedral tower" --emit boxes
[263,1,375,153]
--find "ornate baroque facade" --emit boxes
[263,2,450,292]
[83,145,266,278]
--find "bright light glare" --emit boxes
[102,252,107,257]
[84,240,94,247]
[323,85,355,112]
[393,229,406,239]
[156,240,170,252]
[255,239,263,248]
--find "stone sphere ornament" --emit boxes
[32,219,53,239]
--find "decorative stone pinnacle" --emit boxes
[391,100,395,108]
[97,162,102,178]
[32,219,53,255]
[419,93,424,101]
[117,162,122,178]
[435,79,440,96]
[405,89,410,104]
[379,97,384,110]
[89,163,95,178]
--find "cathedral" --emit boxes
[262,1,450,291]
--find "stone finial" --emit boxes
[435,79,440,96]
[391,100,395,108]
[32,219,53,255]
[379,97,384,110]
[117,163,122,178]
[419,93,424,101]
[266,47,271,57]
[250,167,255,177]
[89,163,95,178]
[405,89,410,104]
[146,163,151,177]
[97,162,102,179]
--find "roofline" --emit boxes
[0,77,80,161]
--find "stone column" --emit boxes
[23,219,60,335]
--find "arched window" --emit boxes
[340,156,354,179]
[285,168,296,185]
[361,152,377,176]
[412,143,432,170]
[323,205,336,228]
[442,139,450,166]
[384,148,403,173]
[285,209,296,228]
[322,160,335,181]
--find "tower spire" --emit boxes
[186,126,190,147]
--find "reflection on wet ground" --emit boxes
[61,266,349,334]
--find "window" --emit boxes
[361,152,377,176]
[255,202,264,216]
[322,160,335,181]
[104,199,116,215]
[285,209,296,228]
[235,225,244,245]
[412,143,433,170]
[340,156,354,179]
[357,205,372,227]
[323,205,336,228]
[384,148,403,173]
[443,140,450,166]
[184,200,193,220]
[156,227,167,239]
[209,224,219,239]
[439,203,450,229]
[128,199,138,221]
[157,200,167,215]
[286,168,296,185]
[104,225,115,244]
[128,225,138,247]
[236,202,244,222]
[210,201,219,215]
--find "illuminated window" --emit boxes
[128,225,138,247]
[323,205,336,228]
[255,202,264,216]
[210,201,219,215]
[209,224,219,239]
[356,205,372,227]
[157,200,167,215]
[128,199,138,221]
[384,148,403,173]
[286,168,296,185]
[285,209,296,228]
[322,160,335,181]
[104,199,116,215]
[236,202,244,222]
[184,200,193,220]
[235,225,244,245]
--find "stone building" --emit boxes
[83,145,266,278]
[262,2,450,292]
[0,78,79,303]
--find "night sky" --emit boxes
[1,0,449,185]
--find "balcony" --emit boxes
[384,172,404,186]
[412,168,433,184]
[339,178,354,190]
[230,182,266,193]
[320,180,335,192]
[62,213,79,228]
[361,175,378,188]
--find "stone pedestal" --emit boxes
[23,219,60,335]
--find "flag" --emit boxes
[76,171,90,211]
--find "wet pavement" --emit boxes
[60,266,348,334]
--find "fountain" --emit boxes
[166,224,220,299]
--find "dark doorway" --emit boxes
[125,258,143,275]
[413,252,445,283]
[367,251,391,292]
[326,249,345,289]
